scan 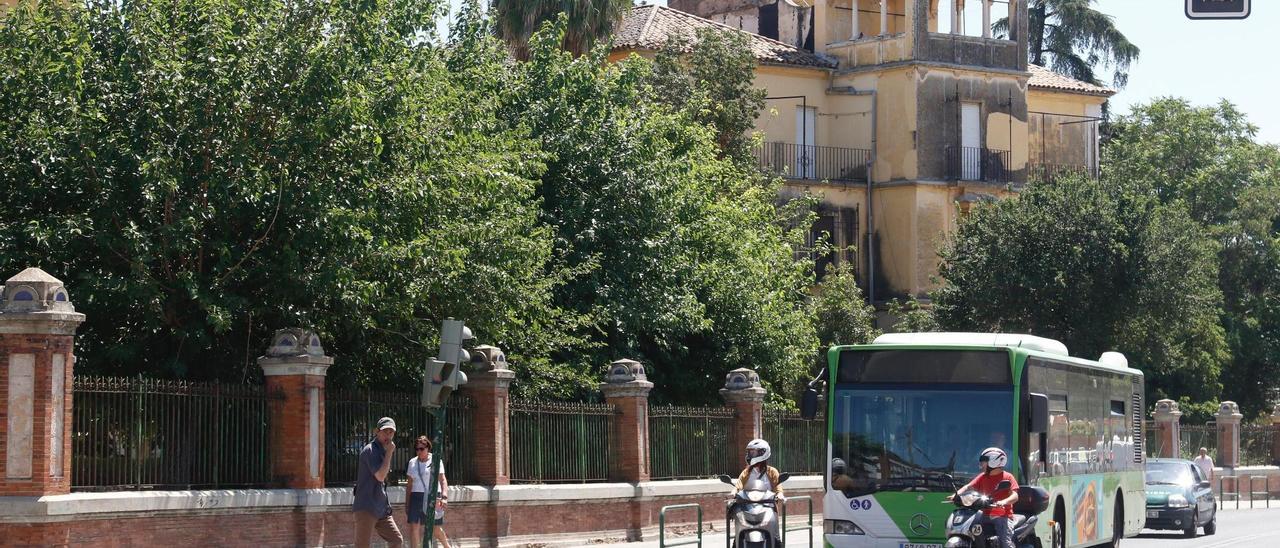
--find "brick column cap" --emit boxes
[720,367,766,403]
[257,328,333,376]
[0,267,85,334]
[600,358,653,398]
[469,368,516,389]
[466,345,516,389]
[1153,399,1182,422]
[1216,401,1243,424]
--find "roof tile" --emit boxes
[614,5,836,69]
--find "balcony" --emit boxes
[946,146,1010,184]
[754,142,871,183]
[1027,163,1098,182]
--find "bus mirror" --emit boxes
[1029,393,1049,433]
[800,387,819,420]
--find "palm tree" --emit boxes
[493,0,632,61]
[994,0,1139,88]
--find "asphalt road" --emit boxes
[1127,506,1280,548]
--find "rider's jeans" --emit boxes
[982,514,1015,548]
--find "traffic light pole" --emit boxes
[423,405,446,547]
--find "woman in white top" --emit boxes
[406,435,450,548]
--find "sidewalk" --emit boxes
[554,515,824,548]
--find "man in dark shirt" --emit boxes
[354,417,403,548]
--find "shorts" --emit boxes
[406,492,445,525]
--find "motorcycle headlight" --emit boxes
[823,519,866,535]
[1167,494,1190,508]
[969,523,984,536]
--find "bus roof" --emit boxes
[866,332,1142,376]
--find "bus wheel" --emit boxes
[1109,500,1124,547]
[1051,503,1066,548]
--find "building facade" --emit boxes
[614,1,1113,301]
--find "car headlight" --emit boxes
[824,519,866,535]
[1167,494,1189,508]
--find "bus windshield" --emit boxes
[829,349,1014,497]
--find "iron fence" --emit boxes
[754,141,871,183]
[763,410,826,475]
[1027,163,1096,182]
[946,146,1009,183]
[71,376,278,491]
[509,400,614,483]
[648,405,737,480]
[1144,420,1163,458]
[1180,423,1217,461]
[1240,424,1278,466]
[325,389,474,487]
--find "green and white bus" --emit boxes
[803,333,1146,548]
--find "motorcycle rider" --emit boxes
[947,447,1019,548]
[735,439,785,502]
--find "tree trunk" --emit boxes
[1029,4,1046,66]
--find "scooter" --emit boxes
[943,482,1049,548]
[718,472,791,548]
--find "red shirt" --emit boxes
[969,471,1019,518]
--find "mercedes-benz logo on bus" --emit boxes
[909,513,931,536]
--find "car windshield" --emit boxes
[1145,462,1195,485]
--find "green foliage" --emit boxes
[1106,99,1280,417]
[811,263,879,348]
[886,297,939,333]
[647,28,768,161]
[498,19,817,403]
[491,0,631,60]
[994,0,1139,88]
[932,175,1227,404]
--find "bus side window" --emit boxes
[1047,394,1068,477]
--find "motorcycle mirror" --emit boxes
[777,472,791,484]
[718,474,735,485]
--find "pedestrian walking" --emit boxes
[406,435,451,548]
[1195,447,1214,482]
[354,417,404,548]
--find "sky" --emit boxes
[439,1,1279,144]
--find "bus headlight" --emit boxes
[824,519,866,535]
[1167,494,1190,508]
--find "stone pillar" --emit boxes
[1216,401,1243,470]
[464,345,514,487]
[258,328,332,489]
[1152,399,1181,459]
[0,268,84,496]
[1270,405,1280,467]
[720,368,766,462]
[952,0,964,35]
[880,0,888,35]
[601,359,653,484]
[982,0,991,37]
[850,0,860,40]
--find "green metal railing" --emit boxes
[325,389,474,487]
[71,376,277,491]
[1179,423,1217,461]
[763,410,825,474]
[649,405,736,480]
[509,399,614,483]
[1240,424,1277,466]
[780,495,815,547]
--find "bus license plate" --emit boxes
[1147,510,1160,518]
[901,544,942,548]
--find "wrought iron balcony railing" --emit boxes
[946,146,1010,184]
[1027,163,1098,182]
[755,142,871,183]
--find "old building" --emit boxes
[614,1,1113,301]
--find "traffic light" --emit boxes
[422,318,473,407]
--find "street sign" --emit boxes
[1186,0,1250,19]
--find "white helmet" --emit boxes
[746,439,771,466]
[979,447,1008,469]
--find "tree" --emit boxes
[995,0,1139,88]
[932,175,1228,405]
[646,27,767,161]
[1105,99,1280,417]
[492,0,631,61]
[0,0,579,387]
[811,263,880,348]
[496,19,818,403]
